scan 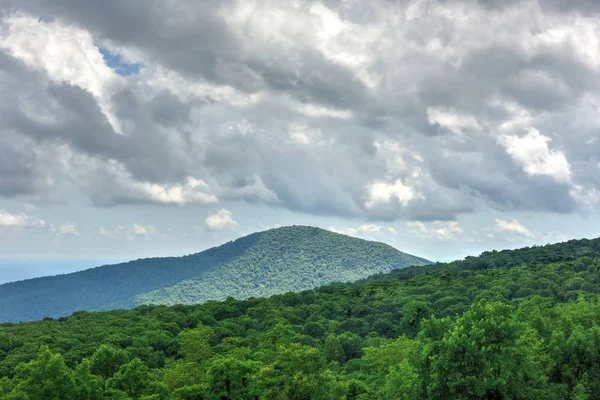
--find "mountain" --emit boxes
[1,237,600,399]
[0,225,430,322]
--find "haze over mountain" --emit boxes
[0,226,429,322]
[0,259,124,284]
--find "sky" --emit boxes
[1,0,600,280]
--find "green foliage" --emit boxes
[399,301,433,338]
[105,358,168,399]
[2,237,600,398]
[0,226,429,322]
[177,325,213,364]
[74,358,104,400]
[253,343,344,399]
[324,334,344,363]
[11,346,77,400]
[413,301,554,399]
[205,355,259,400]
[90,344,130,379]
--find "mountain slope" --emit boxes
[365,236,600,283]
[0,225,430,322]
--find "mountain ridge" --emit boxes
[0,225,430,322]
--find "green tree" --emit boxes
[205,355,259,400]
[337,332,363,362]
[106,358,151,399]
[400,301,433,338]
[254,344,344,400]
[178,325,214,364]
[11,346,77,400]
[323,334,344,364]
[414,301,555,399]
[90,344,129,379]
[74,358,104,400]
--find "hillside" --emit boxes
[0,226,430,322]
[367,235,600,281]
[1,237,600,399]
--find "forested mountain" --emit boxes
[0,226,430,322]
[1,237,600,399]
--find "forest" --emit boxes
[1,237,600,399]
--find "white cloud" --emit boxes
[59,223,79,236]
[307,2,381,88]
[329,224,398,237]
[288,123,321,145]
[408,221,463,240]
[98,226,125,237]
[494,218,534,237]
[427,107,481,135]
[366,180,415,208]
[146,66,265,108]
[295,103,353,120]
[570,185,600,211]
[129,223,158,240]
[59,150,219,206]
[205,209,238,231]
[327,226,359,237]
[373,140,408,176]
[0,14,123,133]
[0,210,48,229]
[500,128,572,183]
[137,177,218,205]
[223,0,380,89]
[359,224,382,233]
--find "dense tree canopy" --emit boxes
[1,237,600,398]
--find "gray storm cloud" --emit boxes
[1,0,599,220]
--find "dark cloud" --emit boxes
[0,132,48,197]
[147,90,195,127]
[16,0,373,112]
[475,0,600,13]
[17,0,240,78]
[540,0,600,14]
[1,0,599,220]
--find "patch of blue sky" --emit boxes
[99,46,142,76]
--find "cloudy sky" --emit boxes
[1,0,600,275]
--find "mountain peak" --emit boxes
[0,226,429,322]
